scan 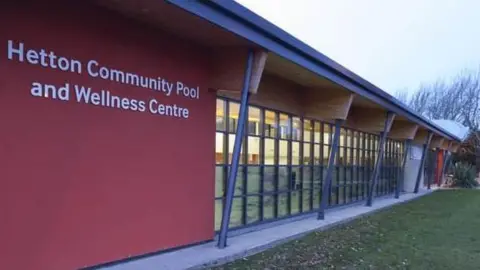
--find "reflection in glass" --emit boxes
[264,110,277,138]
[230,197,243,227]
[292,142,300,165]
[314,121,321,143]
[216,132,224,164]
[264,167,275,192]
[265,138,275,165]
[247,136,260,164]
[228,102,240,133]
[292,117,301,141]
[247,196,260,224]
[216,99,225,131]
[248,107,261,136]
[215,166,224,197]
[303,120,312,142]
[279,114,290,140]
[279,140,288,165]
[303,143,311,165]
[247,167,261,193]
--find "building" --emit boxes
[0,1,462,269]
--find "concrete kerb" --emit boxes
[189,190,435,270]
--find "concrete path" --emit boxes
[103,189,434,270]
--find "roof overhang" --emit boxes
[165,0,462,142]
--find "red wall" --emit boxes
[0,1,215,269]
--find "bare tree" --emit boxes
[402,67,480,171]
[403,67,480,131]
[394,89,409,105]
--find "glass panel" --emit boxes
[215,199,223,231]
[279,140,288,165]
[339,128,346,147]
[313,189,320,209]
[323,145,330,166]
[246,196,260,224]
[292,167,301,190]
[228,134,244,164]
[265,138,275,165]
[234,166,244,196]
[302,189,312,212]
[313,144,321,165]
[303,120,312,142]
[278,166,289,191]
[292,117,301,141]
[247,167,261,194]
[324,124,331,145]
[216,99,226,131]
[339,147,345,165]
[303,167,312,189]
[338,187,346,205]
[303,143,312,165]
[215,166,224,197]
[263,196,275,220]
[279,113,290,140]
[264,110,277,138]
[230,197,243,228]
[247,136,260,165]
[215,132,225,164]
[291,191,301,214]
[278,193,288,217]
[264,166,276,192]
[292,142,300,165]
[228,102,240,133]
[314,121,321,143]
[353,131,359,148]
[313,167,322,189]
[345,186,351,203]
[248,107,261,136]
[346,130,352,147]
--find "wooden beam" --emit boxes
[388,121,418,140]
[218,73,304,116]
[413,129,429,145]
[345,107,394,133]
[450,143,460,153]
[430,136,445,149]
[303,88,354,120]
[440,140,451,150]
[210,48,267,94]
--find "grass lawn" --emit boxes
[212,190,480,270]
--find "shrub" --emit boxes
[452,162,478,188]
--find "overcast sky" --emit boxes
[236,0,480,95]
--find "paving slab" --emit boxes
[103,189,434,270]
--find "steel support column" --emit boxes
[396,139,411,199]
[318,119,344,220]
[217,50,254,249]
[428,148,439,189]
[366,112,395,207]
[440,150,451,186]
[414,132,433,193]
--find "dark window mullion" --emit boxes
[287,117,292,215]
[350,132,354,201]
[259,110,265,221]
[273,113,279,218]
[299,118,304,213]
[319,122,324,206]
[242,120,248,225]
[309,120,315,210]
[222,100,230,209]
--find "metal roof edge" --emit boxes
[166,0,462,142]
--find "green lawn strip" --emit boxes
[212,190,480,270]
